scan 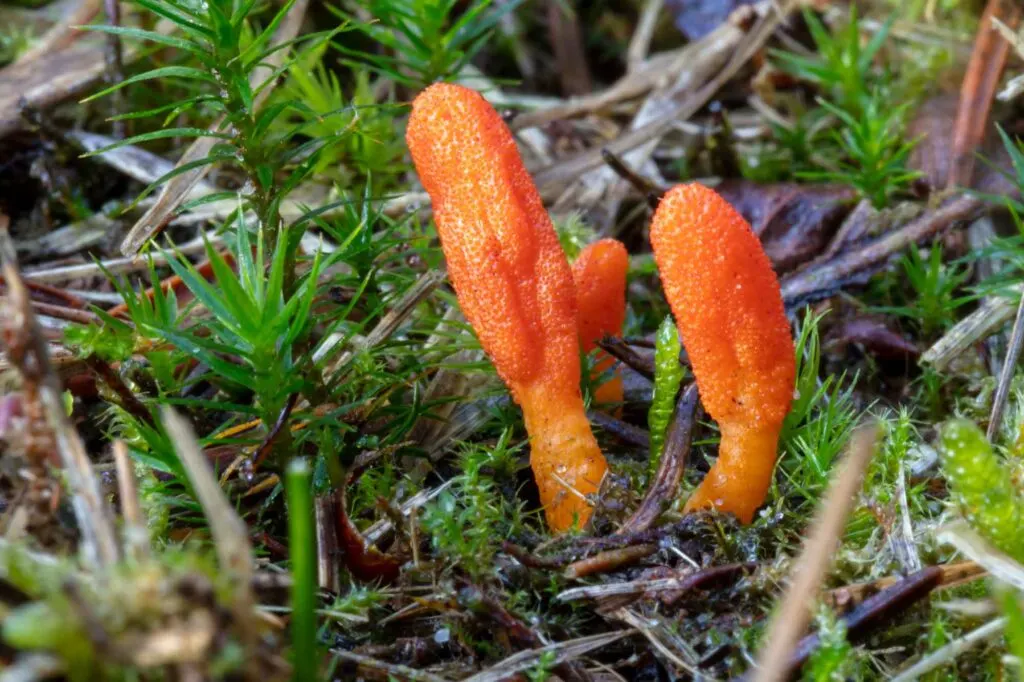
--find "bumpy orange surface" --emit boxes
[649,183,795,523]
[572,239,628,408]
[407,83,607,532]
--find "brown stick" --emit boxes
[780,194,984,307]
[617,384,699,534]
[564,543,658,579]
[947,0,1021,188]
[0,216,119,568]
[751,424,880,682]
[784,567,944,678]
[598,336,656,380]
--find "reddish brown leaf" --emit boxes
[948,0,1021,188]
[907,93,958,192]
[336,495,402,584]
[827,317,919,361]
[715,180,857,272]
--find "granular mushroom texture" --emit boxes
[572,238,629,410]
[406,82,608,532]
[650,182,796,523]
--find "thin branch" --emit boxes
[617,384,699,534]
[751,423,880,682]
[890,617,1006,682]
[0,216,119,569]
[113,440,150,562]
[987,289,1024,439]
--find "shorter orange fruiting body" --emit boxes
[650,183,795,523]
[406,83,607,532]
[571,239,629,408]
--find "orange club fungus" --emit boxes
[406,82,608,532]
[571,239,629,410]
[650,183,796,523]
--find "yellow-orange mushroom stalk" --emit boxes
[650,183,795,523]
[406,83,608,532]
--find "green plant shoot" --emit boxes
[648,315,685,474]
[939,418,1024,560]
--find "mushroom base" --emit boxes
[519,383,608,533]
[683,422,781,524]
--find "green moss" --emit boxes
[939,418,1024,560]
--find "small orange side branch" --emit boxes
[572,239,628,408]
[650,183,795,523]
[406,83,608,532]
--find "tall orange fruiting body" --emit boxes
[649,183,795,523]
[406,83,607,532]
[572,239,629,409]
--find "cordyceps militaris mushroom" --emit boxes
[406,83,608,532]
[571,239,629,409]
[650,183,796,523]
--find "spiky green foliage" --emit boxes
[768,8,920,203]
[82,0,350,259]
[779,310,861,504]
[875,243,971,336]
[772,7,893,116]
[333,0,522,89]
[939,418,1024,560]
[801,92,920,207]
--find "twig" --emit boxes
[600,148,663,208]
[1,17,176,139]
[784,567,944,678]
[588,410,651,450]
[598,336,656,380]
[921,289,1019,370]
[459,582,592,682]
[617,384,699,534]
[889,617,1006,682]
[363,479,455,544]
[626,0,665,71]
[0,276,88,308]
[314,495,340,592]
[251,392,298,468]
[0,216,119,569]
[533,1,788,195]
[330,649,451,682]
[987,289,1024,439]
[824,561,986,612]
[751,423,880,682]
[781,194,984,307]
[14,0,102,64]
[547,1,592,96]
[23,231,216,283]
[614,609,706,678]
[25,300,99,325]
[502,541,567,570]
[102,0,125,137]
[460,631,631,682]
[318,269,445,377]
[160,407,255,656]
[84,354,155,428]
[937,521,1024,592]
[112,440,150,561]
[558,562,756,602]
[564,544,657,579]
[947,0,1020,187]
